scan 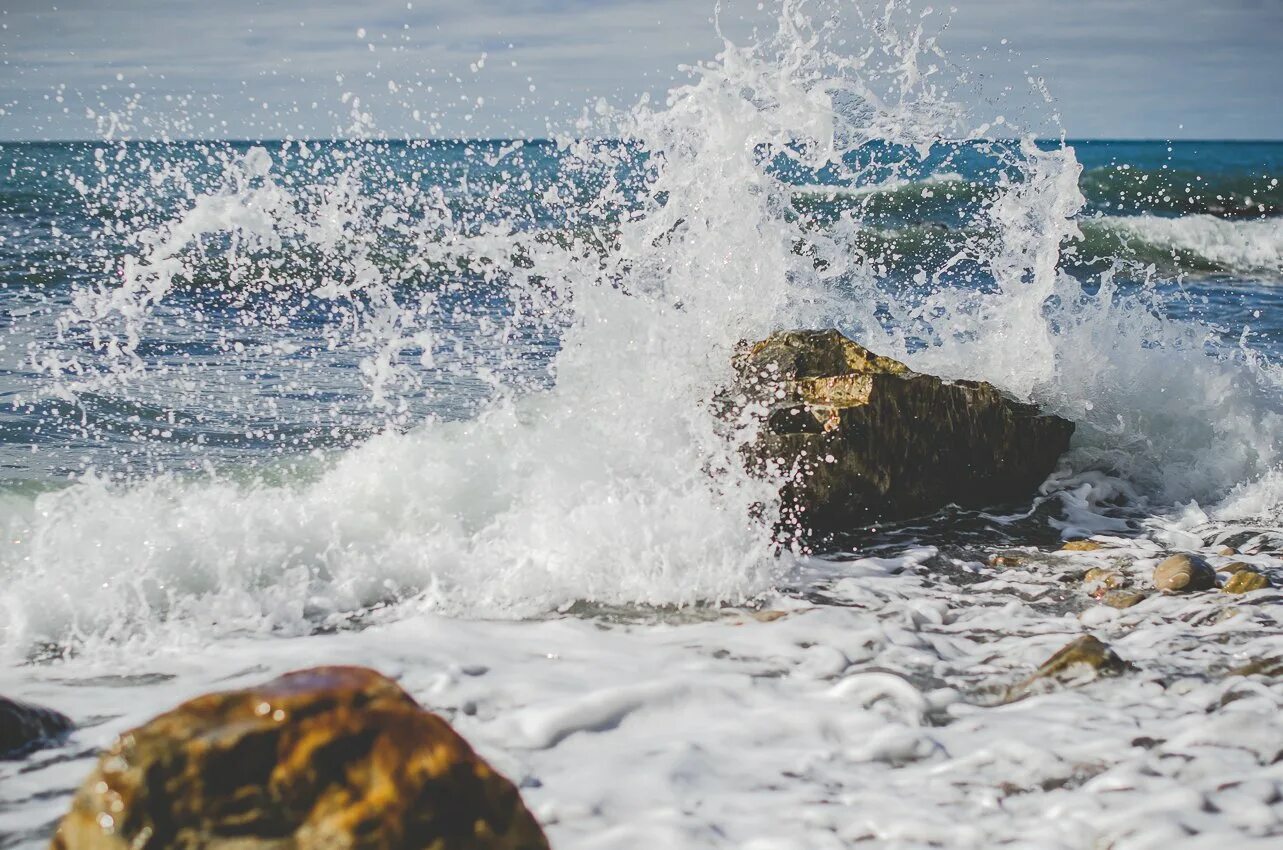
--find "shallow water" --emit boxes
[2,1,1282,846]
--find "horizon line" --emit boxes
[2,136,1282,146]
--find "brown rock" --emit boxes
[1006,636,1128,701]
[1219,561,1255,575]
[1222,570,1272,595]
[730,329,1074,534]
[51,667,548,850]
[1097,590,1149,609]
[1,696,73,759]
[1152,554,1217,592]
[1061,540,1106,552]
[1217,546,1238,556]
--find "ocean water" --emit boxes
[3,2,1283,847]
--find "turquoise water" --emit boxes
[2,139,1280,485]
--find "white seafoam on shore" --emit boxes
[1,2,1282,847]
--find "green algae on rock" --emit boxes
[729,329,1074,535]
[0,695,73,760]
[51,666,549,850]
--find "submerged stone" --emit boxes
[51,666,549,850]
[1222,570,1272,594]
[1152,554,1217,592]
[730,329,1074,535]
[1006,635,1128,701]
[1097,589,1149,609]
[0,696,73,759]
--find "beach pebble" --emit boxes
[1222,570,1272,594]
[1218,561,1255,575]
[1060,539,1106,552]
[1006,635,1127,701]
[1152,554,1217,592]
[1098,589,1149,609]
[1217,545,1238,556]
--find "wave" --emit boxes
[1080,214,1283,276]
[3,0,1283,656]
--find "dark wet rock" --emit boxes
[729,329,1074,535]
[1006,636,1128,701]
[1061,540,1107,552]
[1222,570,1272,594]
[51,666,548,850]
[0,696,73,759]
[1152,554,1217,592]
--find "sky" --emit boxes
[0,0,1280,141]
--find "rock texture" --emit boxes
[51,666,549,850]
[730,329,1074,534]
[1,696,73,759]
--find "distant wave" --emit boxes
[1080,167,1281,218]
[1082,214,1283,276]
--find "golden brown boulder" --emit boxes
[730,329,1073,535]
[51,667,548,850]
[1,696,73,759]
[1061,540,1107,552]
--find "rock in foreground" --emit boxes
[1,695,73,759]
[732,329,1074,534]
[52,666,549,850]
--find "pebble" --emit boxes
[1222,571,1272,595]
[1060,540,1106,552]
[1152,554,1217,592]
[1083,567,1127,590]
[1219,561,1255,575]
[1098,590,1148,609]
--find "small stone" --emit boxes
[1222,570,1272,595]
[1061,540,1106,552]
[1083,567,1127,590]
[989,553,1026,567]
[1006,636,1128,701]
[1218,546,1238,556]
[1098,590,1148,609]
[1230,657,1283,678]
[50,666,549,850]
[0,696,73,759]
[1219,561,1255,575]
[1152,554,1217,592]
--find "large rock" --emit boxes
[1,695,74,759]
[730,329,1074,535]
[51,666,549,850]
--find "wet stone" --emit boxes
[728,329,1073,535]
[50,666,549,850]
[1152,554,1217,592]
[1061,540,1107,552]
[1219,561,1256,575]
[1006,636,1128,701]
[0,695,73,759]
[1222,570,1272,595]
[1097,590,1149,609]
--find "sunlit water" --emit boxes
[2,2,1281,847]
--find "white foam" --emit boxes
[1097,213,1283,274]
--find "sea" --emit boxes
[2,5,1282,848]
